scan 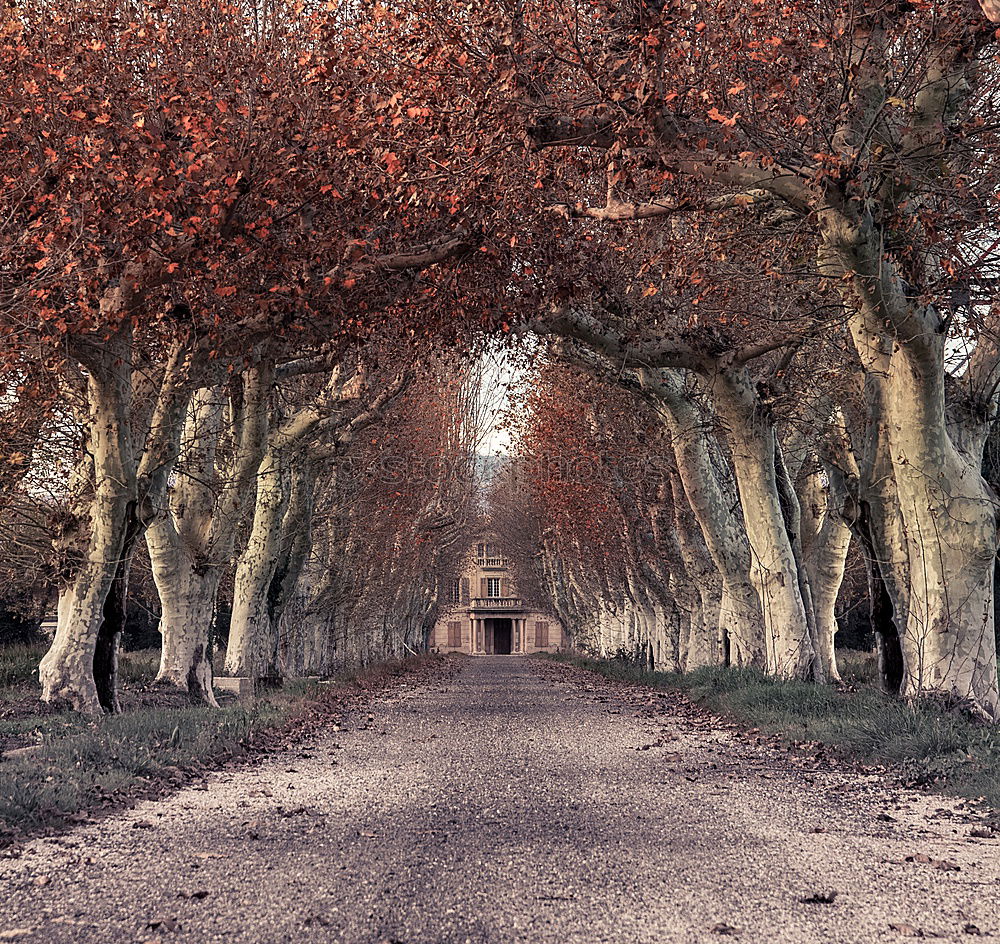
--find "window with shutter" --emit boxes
[535,621,549,648]
[461,577,470,603]
[447,621,462,647]
[449,578,461,603]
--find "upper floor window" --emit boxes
[449,578,461,603]
[487,577,502,598]
[477,543,486,558]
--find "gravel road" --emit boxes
[2,655,999,943]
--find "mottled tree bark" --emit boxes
[708,368,817,680]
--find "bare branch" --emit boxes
[547,189,774,222]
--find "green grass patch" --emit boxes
[0,643,46,691]
[547,650,1000,816]
[0,643,161,695]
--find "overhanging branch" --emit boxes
[547,189,774,222]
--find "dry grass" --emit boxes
[0,644,445,845]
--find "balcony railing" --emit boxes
[477,557,506,568]
[471,596,523,610]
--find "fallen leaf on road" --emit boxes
[132,820,155,830]
[177,890,209,900]
[799,890,838,904]
[146,918,180,933]
[32,875,49,886]
[0,931,33,941]
[192,853,226,860]
[889,922,940,937]
[963,924,984,936]
[970,827,996,839]
[905,854,960,872]
[710,922,741,935]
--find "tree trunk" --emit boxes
[854,380,910,693]
[148,523,221,706]
[818,195,1000,716]
[849,502,903,693]
[643,370,766,667]
[885,353,1000,717]
[225,447,289,678]
[798,468,851,683]
[42,542,124,714]
[263,464,316,675]
[775,440,823,680]
[40,355,134,715]
[709,369,816,679]
[146,371,273,698]
[670,478,723,669]
[93,505,144,712]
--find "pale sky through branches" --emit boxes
[473,343,530,458]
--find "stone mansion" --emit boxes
[430,542,565,656]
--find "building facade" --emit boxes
[430,541,565,656]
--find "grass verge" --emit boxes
[0,644,446,846]
[547,650,1000,817]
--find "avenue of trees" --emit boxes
[3,0,1000,720]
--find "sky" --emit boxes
[474,345,531,457]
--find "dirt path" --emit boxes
[2,656,999,943]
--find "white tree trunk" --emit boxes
[147,370,272,698]
[225,448,288,677]
[644,370,766,667]
[709,369,816,679]
[854,382,910,689]
[148,528,221,706]
[886,357,1000,717]
[145,396,223,704]
[41,542,123,714]
[799,467,851,683]
[821,199,1000,718]
[40,357,133,715]
[670,484,723,670]
[686,585,721,672]
[279,520,340,675]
